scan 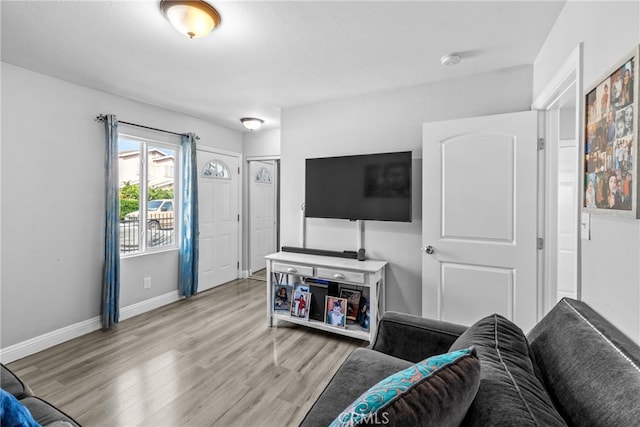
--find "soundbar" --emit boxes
[281,246,358,259]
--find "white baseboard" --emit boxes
[0,316,102,364]
[0,290,182,364]
[119,290,181,321]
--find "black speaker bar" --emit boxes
[281,246,358,259]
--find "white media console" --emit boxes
[265,251,387,342]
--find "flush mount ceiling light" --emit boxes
[240,117,264,131]
[160,0,221,39]
[440,53,462,66]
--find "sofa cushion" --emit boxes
[371,311,468,363]
[1,364,33,400]
[0,365,80,427]
[449,314,567,426]
[20,396,81,427]
[528,298,640,427]
[330,347,480,427]
[0,388,40,427]
[299,348,413,427]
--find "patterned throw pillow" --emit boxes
[330,347,480,427]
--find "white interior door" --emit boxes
[422,111,539,332]
[556,139,579,301]
[545,96,580,311]
[197,151,239,292]
[249,161,277,274]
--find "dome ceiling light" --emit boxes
[160,0,221,39]
[440,53,462,66]
[240,117,264,131]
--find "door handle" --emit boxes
[421,245,435,255]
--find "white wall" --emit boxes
[280,65,534,315]
[0,63,242,351]
[243,128,281,158]
[533,1,640,343]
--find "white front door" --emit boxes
[422,111,539,332]
[197,151,240,292]
[249,160,277,274]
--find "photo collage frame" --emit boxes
[584,45,639,218]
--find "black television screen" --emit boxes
[305,151,412,222]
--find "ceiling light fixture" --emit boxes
[240,117,264,131]
[160,0,221,39]
[440,53,462,66]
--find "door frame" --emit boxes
[532,43,584,317]
[197,146,243,285]
[245,155,280,277]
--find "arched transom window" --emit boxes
[255,167,272,183]
[202,159,230,179]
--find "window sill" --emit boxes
[120,247,179,260]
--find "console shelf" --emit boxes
[265,251,387,342]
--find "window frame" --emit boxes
[118,133,181,257]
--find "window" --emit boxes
[203,159,230,179]
[118,135,179,255]
[255,167,272,183]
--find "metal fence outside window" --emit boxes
[119,214,175,254]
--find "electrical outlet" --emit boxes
[143,277,151,289]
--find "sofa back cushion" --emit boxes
[527,298,640,427]
[449,314,567,426]
[330,347,480,427]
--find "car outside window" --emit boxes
[118,136,179,255]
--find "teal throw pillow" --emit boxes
[330,347,480,427]
[0,388,40,427]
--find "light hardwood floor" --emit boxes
[8,277,365,426]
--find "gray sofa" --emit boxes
[300,298,640,426]
[1,363,80,426]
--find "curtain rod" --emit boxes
[95,114,200,140]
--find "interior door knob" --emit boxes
[422,245,435,254]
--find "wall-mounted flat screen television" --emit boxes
[305,151,412,222]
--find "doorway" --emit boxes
[421,46,583,331]
[247,158,280,279]
[533,44,583,316]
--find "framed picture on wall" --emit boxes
[583,44,639,218]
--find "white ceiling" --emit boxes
[1,0,566,132]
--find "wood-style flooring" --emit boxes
[7,276,365,426]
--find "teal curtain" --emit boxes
[179,133,199,297]
[102,115,120,328]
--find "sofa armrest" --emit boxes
[370,311,468,363]
[1,364,33,400]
